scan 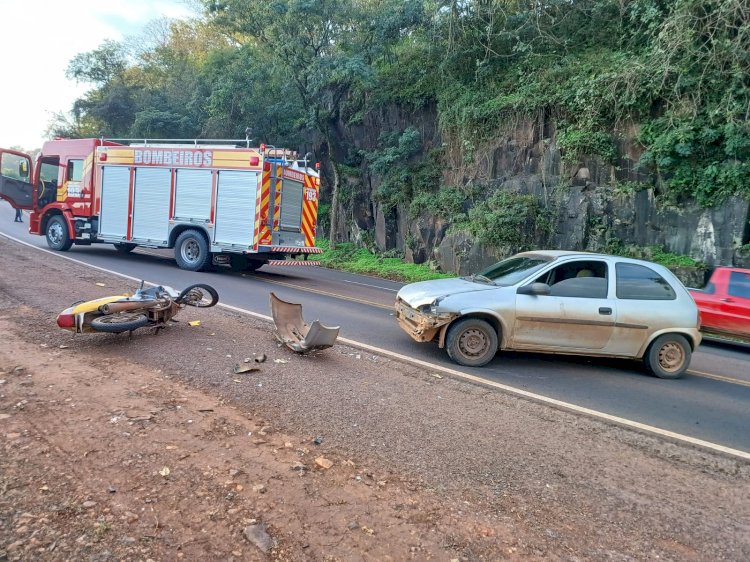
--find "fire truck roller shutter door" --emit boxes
[279,177,303,231]
[99,166,130,239]
[174,168,212,221]
[132,167,171,242]
[214,170,258,246]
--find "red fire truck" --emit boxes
[0,138,322,271]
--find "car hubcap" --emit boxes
[182,240,200,263]
[49,222,62,245]
[459,328,488,358]
[658,342,684,372]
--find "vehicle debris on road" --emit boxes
[270,292,340,353]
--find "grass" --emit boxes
[607,243,704,269]
[315,239,455,282]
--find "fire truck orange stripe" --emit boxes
[253,172,263,250]
[259,168,272,244]
[273,176,282,230]
[212,150,260,162]
[302,197,317,246]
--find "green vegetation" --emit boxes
[467,191,552,252]
[605,241,705,269]
[52,0,750,254]
[316,240,454,283]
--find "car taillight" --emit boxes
[57,314,75,328]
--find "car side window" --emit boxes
[534,260,608,298]
[616,263,676,300]
[728,271,750,299]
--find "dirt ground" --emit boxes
[1,237,749,562]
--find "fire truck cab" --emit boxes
[0,138,322,271]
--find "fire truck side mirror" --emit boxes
[18,159,29,178]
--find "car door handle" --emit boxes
[598,307,612,315]
[720,298,733,302]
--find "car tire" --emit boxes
[644,334,691,379]
[46,215,73,251]
[445,317,498,367]
[174,229,210,271]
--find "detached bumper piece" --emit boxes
[270,292,340,353]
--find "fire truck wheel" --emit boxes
[175,229,210,271]
[46,216,73,252]
[114,243,137,254]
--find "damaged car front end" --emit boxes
[395,296,458,344]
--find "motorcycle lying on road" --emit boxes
[57,282,219,334]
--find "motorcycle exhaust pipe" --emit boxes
[100,300,159,314]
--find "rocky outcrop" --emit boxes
[324,109,750,273]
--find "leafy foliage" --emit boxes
[467,190,551,252]
[51,0,750,222]
[604,240,705,269]
[370,128,437,211]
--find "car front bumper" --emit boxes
[395,300,457,343]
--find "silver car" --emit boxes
[395,251,701,378]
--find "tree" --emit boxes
[203,0,423,246]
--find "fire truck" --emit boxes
[0,138,322,271]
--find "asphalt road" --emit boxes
[3,203,750,455]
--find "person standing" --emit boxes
[14,208,23,222]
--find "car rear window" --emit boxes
[616,263,676,300]
[728,271,750,299]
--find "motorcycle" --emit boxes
[57,282,219,334]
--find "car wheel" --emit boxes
[174,229,210,271]
[644,334,691,379]
[445,318,498,367]
[46,215,73,251]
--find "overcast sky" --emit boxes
[0,0,193,151]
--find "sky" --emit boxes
[0,0,193,151]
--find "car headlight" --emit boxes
[417,297,444,315]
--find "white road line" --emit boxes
[2,231,749,461]
[343,279,399,292]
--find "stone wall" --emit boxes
[325,108,750,277]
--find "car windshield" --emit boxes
[471,255,552,286]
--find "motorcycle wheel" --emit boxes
[176,284,219,307]
[90,313,150,333]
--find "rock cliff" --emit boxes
[322,107,749,279]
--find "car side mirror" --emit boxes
[19,160,29,178]
[517,282,551,296]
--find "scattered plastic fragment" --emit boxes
[270,292,339,353]
[234,364,260,374]
[188,320,201,327]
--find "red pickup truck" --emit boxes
[688,267,750,342]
